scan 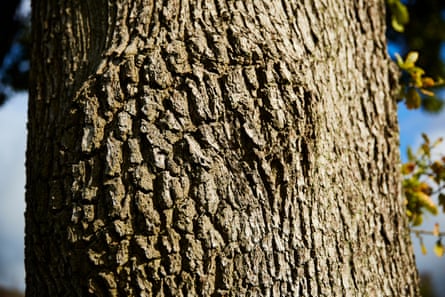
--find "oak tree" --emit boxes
[26,0,420,296]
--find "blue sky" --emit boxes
[0,92,26,290]
[0,0,29,289]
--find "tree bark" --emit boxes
[26,0,420,296]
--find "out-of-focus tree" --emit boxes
[388,0,445,112]
[0,286,24,297]
[388,1,445,255]
[419,273,437,297]
[1,1,444,111]
[0,0,29,105]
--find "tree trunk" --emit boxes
[26,0,420,296]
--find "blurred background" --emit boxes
[0,0,444,296]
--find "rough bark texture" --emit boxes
[26,0,420,296]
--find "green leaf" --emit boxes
[389,0,409,32]
[434,240,444,257]
[439,193,445,212]
[407,147,415,162]
[395,53,404,68]
[421,133,430,145]
[432,138,443,148]
[422,96,444,113]
[391,17,405,33]
[410,66,425,87]
[412,213,423,226]
[416,191,438,215]
[405,52,419,68]
[421,241,427,255]
[394,1,409,23]
[402,162,416,175]
[405,88,421,109]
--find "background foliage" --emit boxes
[0,0,29,106]
[388,0,445,112]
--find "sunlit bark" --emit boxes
[26,1,420,296]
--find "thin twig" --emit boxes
[411,229,445,237]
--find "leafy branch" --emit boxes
[403,134,445,226]
[387,0,409,33]
[387,1,445,257]
[413,225,445,257]
[403,136,445,256]
[395,51,444,109]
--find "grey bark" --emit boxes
[26,0,420,296]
